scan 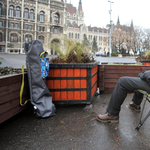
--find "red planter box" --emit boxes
[46,63,98,104]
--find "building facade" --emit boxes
[66,1,109,54]
[0,0,109,54]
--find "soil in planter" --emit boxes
[0,67,22,76]
[136,55,150,60]
[50,53,95,63]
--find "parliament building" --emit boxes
[0,0,109,54]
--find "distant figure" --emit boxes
[107,52,109,56]
[19,49,20,54]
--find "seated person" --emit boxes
[96,71,150,123]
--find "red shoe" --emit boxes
[96,113,119,123]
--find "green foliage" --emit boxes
[0,62,1,64]
[0,67,22,76]
[50,37,90,62]
[146,50,150,56]
[111,51,118,56]
[83,34,90,47]
[92,36,98,52]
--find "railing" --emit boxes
[98,64,150,94]
[38,0,48,3]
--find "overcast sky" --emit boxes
[68,0,150,29]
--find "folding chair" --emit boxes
[135,90,150,130]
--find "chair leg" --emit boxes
[135,95,150,130]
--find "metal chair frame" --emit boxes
[135,90,150,130]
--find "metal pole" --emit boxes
[108,1,114,57]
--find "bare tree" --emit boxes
[112,26,126,54]
[143,28,150,51]
[133,26,145,55]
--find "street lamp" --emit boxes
[108,1,114,57]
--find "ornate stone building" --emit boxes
[66,0,109,54]
[0,0,109,54]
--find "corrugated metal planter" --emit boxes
[46,62,98,104]
[0,73,30,124]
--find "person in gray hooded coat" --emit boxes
[96,71,150,123]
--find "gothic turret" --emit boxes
[78,0,83,12]
[131,19,133,27]
[117,16,120,25]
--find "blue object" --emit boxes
[40,58,49,79]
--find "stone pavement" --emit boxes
[0,93,150,150]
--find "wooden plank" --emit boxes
[0,96,30,114]
[98,65,104,91]
[0,73,28,87]
[0,81,28,97]
[98,64,150,94]
[104,78,119,83]
[105,73,139,79]
[99,87,104,91]
[0,88,29,105]
[0,82,21,96]
[101,65,150,70]
[0,104,28,124]
[104,69,141,74]
[105,83,116,88]
[101,88,113,94]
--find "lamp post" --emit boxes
[108,1,114,57]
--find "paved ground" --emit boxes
[0,53,137,68]
[1,93,150,150]
[0,53,57,68]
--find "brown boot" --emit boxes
[129,102,141,112]
[96,113,119,123]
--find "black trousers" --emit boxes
[106,76,150,116]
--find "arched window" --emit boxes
[67,20,70,26]
[25,34,32,42]
[75,33,77,39]
[10,33,18,42]
[78,34,80,39]
[40,11,44,22]
[0,33,2,42]
[72,21,76,27]
[54,13,59,24]
[83,34,86,39]
[39,35,44,43]
[24,8,29,19]
[9,5,14,17]
[30,9,34,20]
[16,6,20,18]
[69,33,71,38]
[72,33,73,38]
[0,3,2,15]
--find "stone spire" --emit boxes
[117,16,120,25]
[131,19,133,27]
[78,0,82,11]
